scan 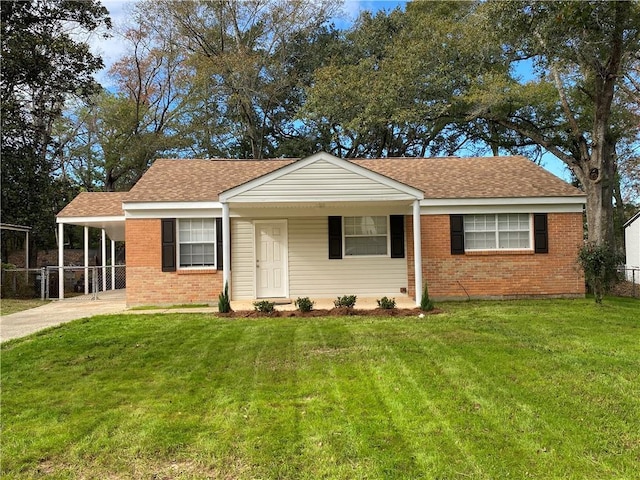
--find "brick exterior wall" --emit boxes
[407,213,585,300]
[125,219,222,306]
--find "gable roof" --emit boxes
[123,154,582,203]
[220,152,424,202]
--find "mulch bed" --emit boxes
[218,307,442,318]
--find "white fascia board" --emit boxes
[123,201,224,219]
[623,211,640,229]
[219,151,424,202]
[57,215,125,224]
[421,196,585,214]
[228,193,416,203]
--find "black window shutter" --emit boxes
[215,218,224,270]
[534,213,548,254]
[450,215,465,255]
[390,215,405,258]
[161,218,176,272]
[328,216,342,259]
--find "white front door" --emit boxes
[255,220,288,298]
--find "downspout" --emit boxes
[413,200,422,307]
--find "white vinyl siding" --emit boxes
[229,159,416,202]
[177,218,215,268]
[230,216,407,300]
[464,214,531,251]
[288,217,406,298]
[231,219,255,299]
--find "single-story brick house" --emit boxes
[57,152,586,306]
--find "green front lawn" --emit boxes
[0,298,49,316]
[2,298,639,479]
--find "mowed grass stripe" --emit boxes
[1,298,639,479]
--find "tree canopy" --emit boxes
[1,0,111,253]
[3,0,639,254]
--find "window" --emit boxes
[344,216,388,256]
[464,214,531,250]
[178,218,216,268]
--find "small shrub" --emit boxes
[376,296,396,309]
[420,281,434,312]
[334,295,357,308]
[218,282,231,313]
[577,242,624,304]
[294,297,315,312]
[253,300,275,314]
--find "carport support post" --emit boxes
[111,239,115,290]
[222,202,231,296]
[58,222,64,300]
[84,226,89,295]
[101,229,107,292]
[25,229,29,269]
[413,200,422,307]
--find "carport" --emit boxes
[56,192,127,299]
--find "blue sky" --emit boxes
[92,0,570,181]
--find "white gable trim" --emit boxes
[219,152,424,203]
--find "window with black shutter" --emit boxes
[534,213,549,254]
[328,216,342,259]
[450,215,465,255]
[161,218,176,272]
[390,215,405,258]
[216,217,224,269]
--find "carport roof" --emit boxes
[57,192,127,218]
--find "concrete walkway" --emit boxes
[1,291,418,342]
[1,290,127,342]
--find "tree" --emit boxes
[131,0,340,159]
[465,0,640,247]
[54,20,192,192]
[1,0,111,254]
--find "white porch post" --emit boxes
[101,229,107,292]
[84,226,89,295]
[413,200,422,307]
[222,203,231,295]
[111,239,116,290]
[25,230,29,270]
[58,223,64,300]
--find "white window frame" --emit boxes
[463,213,533,251]
[177,218,217,269]
[343,215,390,257]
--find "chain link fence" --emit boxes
[1,266,126,300]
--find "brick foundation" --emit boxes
[125,219,222,306]
[407,213,585,300]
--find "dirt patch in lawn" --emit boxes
[218,307,442,318]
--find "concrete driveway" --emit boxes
[1,290,127,343]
